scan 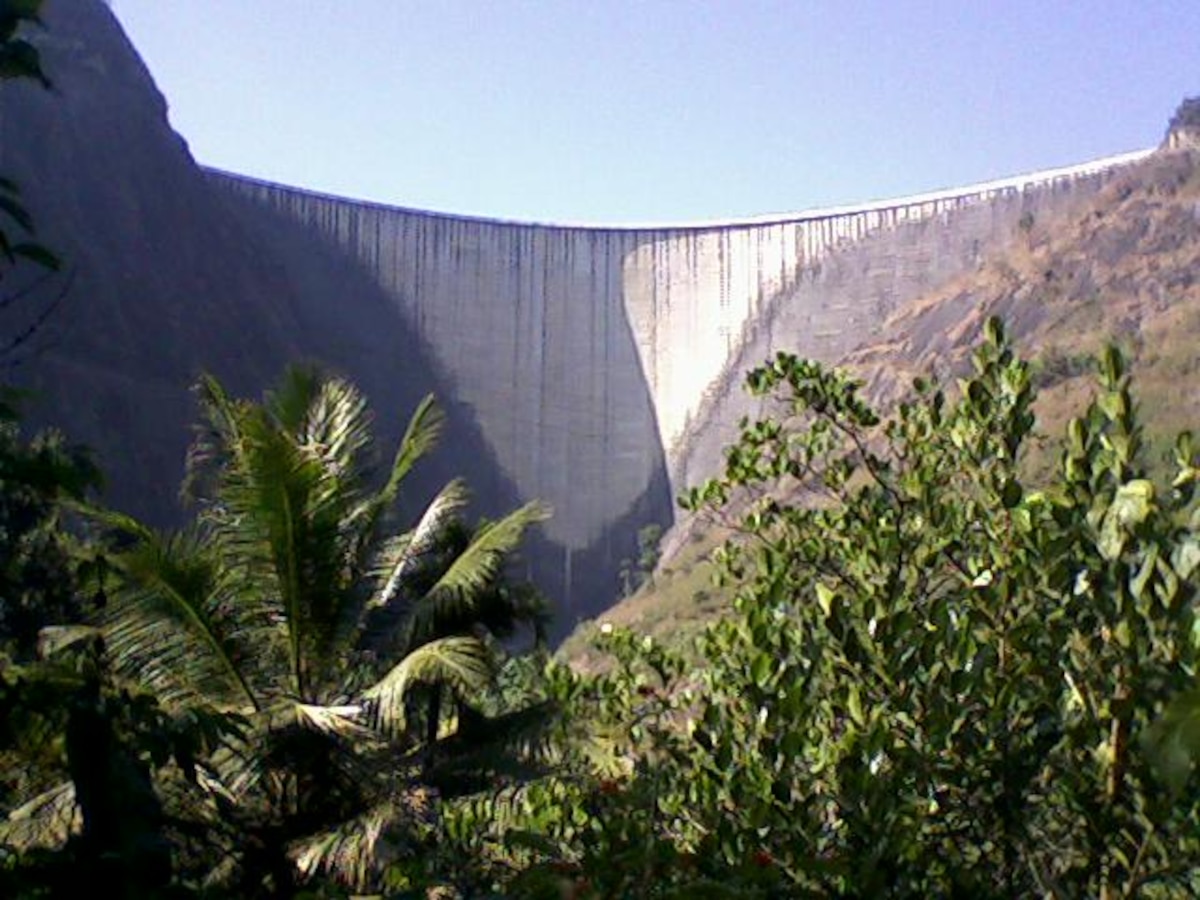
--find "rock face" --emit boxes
[0,6,494,569]
[1166,97,1200,150]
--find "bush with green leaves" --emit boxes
[0,402,98,661]
[440,319,1200,898]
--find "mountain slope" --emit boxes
[562,145,1200,663]
[848,147,1200,461]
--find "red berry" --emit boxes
[753,849,774,868]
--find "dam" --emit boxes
[0,0,1183,631]
[208,147,1153,560]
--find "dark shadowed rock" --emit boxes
[0,0,511,531]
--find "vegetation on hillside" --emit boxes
[418,321,1198,898]
[579,136,1200,649]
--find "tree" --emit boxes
[618,523,663,597]
[1,368,553,895]
[1,627,242,899]
[458,319,1200,897]
[670,321,1199,896]
[85,368,552,895]
[0,402,98,660]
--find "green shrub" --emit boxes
[429,319,1200,898]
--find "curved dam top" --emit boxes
[210,148,1152,231]
[208,146,1155,560]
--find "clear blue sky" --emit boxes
[110,1,1198,225]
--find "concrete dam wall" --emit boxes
[208,148,1153,556]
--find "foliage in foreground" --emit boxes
[430,320,1200,898]
[0,305,1197,898]
[1,369,553,896]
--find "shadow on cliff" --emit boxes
[0,0,316,523]
[0,2,509,545]
[205,181,526,527]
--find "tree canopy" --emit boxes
[422,319,1200,899]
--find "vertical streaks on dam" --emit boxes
[209,173,663,553]
[209,146,1152,559]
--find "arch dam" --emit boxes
[207,148,1152,610]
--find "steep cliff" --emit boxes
[0,1,512,543]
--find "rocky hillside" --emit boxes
[562,142,1200,663]
[0,0,518,530]
[849,147,1200,461]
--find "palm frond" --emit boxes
[291,805,387,890]
[206,699,385,809]
[0,781,78,851]
[379,393,444,510]
[349,394,445,544]
[206,416,329,698]
[203,732,268,803]
[182,372,248,504]
[35,624,102,659]
[368,478,470,613]
[267,375,380,686]
[296,376,372,487]
[403,501,549,644]
[289,791,433,892]
[103,528,261,710]
[264,364,323,435]
[425,700,561,794]
[364,636,494,738]
[292,701,374,742]
[79,505,270,707]
[70,501,155,542]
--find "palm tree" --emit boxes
[84,368,551,894]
